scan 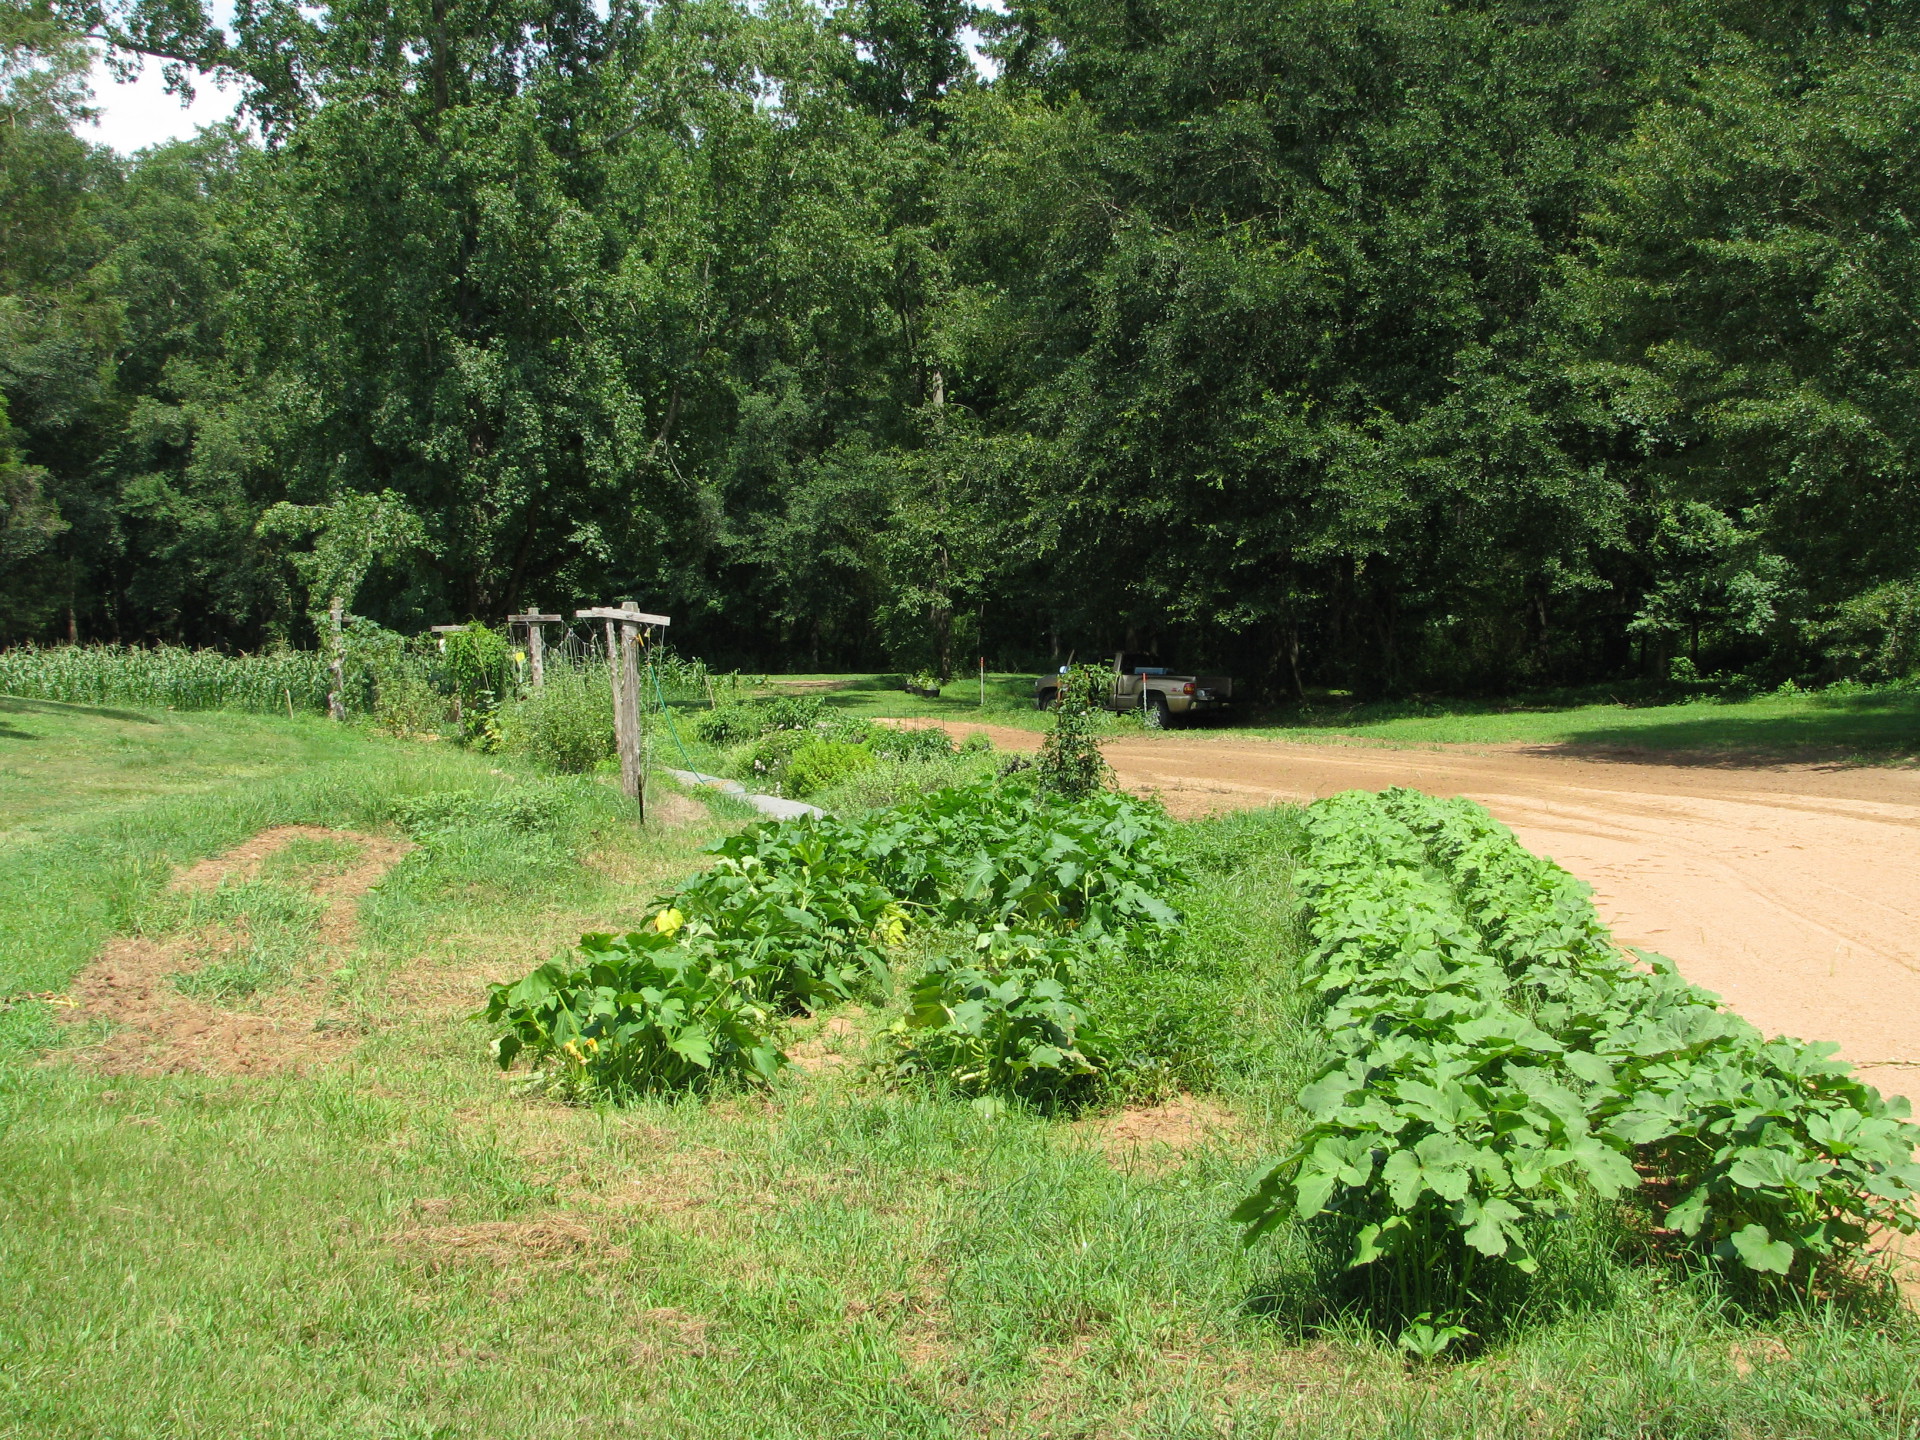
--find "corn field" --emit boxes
[0,645,333,714]
[0,636,764,722]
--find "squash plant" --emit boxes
[892,927,1107,1108]
[480,919,787,1098]
[483,779,1183,1103]
[1382,788,1920,1279]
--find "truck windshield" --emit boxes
[1120,653,1159,673]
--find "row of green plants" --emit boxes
[1236,788,1920,1351]
[694,695,992,798]
[480,778,1184,1106]
[0,642,332,713]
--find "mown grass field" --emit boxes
[1240,687,1920,760]
[2,700,1916,1438]
[767,672,1920,761]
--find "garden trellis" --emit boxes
[508,612,563,688]
[576,602,670,821]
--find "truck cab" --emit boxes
[1035,653,1234,727]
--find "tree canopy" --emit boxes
[5,0,1920,693]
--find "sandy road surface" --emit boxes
[902,720,1920,1103]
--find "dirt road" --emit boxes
[904,720,1920,1103]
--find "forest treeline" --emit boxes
[5,0,1920,695]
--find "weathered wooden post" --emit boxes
[506,612,562,688]
[575,602,671,821]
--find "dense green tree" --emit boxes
[1565,17,1920,678]
[5,0,1920,694]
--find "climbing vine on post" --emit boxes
[257,490,425,720]
[1034,664,1112,800]
[441,623,512,738]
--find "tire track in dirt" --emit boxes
[898,719,1920,1103]
[62,826,411,1076]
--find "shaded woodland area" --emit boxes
[5,0,1920,695]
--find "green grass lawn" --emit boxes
[0,697,380,840]
[1,703,1914,1437]
[1241,686,1920,760]
[757,672,1920,761]
[759,671,1051,727]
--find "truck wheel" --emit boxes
[1036,688,1058,711]
[1144,694,1172,729]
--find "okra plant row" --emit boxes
[1238,789,1920,1333]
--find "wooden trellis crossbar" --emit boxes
[574,607,671,626]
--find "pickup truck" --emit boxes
[1034,653,1233,728]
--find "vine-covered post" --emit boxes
[576,603,671,820]
[327,597,347,721]
[429,624,469,726]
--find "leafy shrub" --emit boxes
[1816,576,1920,682]
[1035,664,1112,799]
[784,736,876,796]
[738,729,880,796]
[371,670,448,737]
[762,694,826,731]
[482,922,786,1099]
[440,624,512,733]
[695,694,828,749]
[812,751,996,814]
[740,728,804,787]
[869,725,956,763]
[893,927,1105,1110]
[696,704,762,745]
[343,622,440,728]
[495,669,614,772]
[821,714,879,746]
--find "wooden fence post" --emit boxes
[620,604,644,818]
[576,604,672,821]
